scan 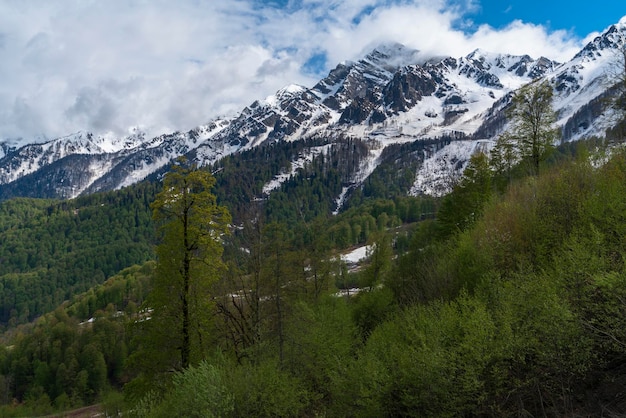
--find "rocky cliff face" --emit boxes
[0,19,625,201]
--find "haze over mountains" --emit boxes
[0,16,624,202]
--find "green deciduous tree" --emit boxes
[489,132,517,189]
[437,152,492,238]
[148,159,231,371]
[145,360,234,418]
[505,80,559,175]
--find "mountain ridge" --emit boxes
[0,17,625,202]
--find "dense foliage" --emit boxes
[210,134,447,226]
[209,135,368,223]
[3,135,626,416]
[0,183,158,328]
[125,140,626,417]
[149,141,626,417]
[0,263,153,417]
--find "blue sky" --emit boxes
[466,0,623,38]
[0,0,624,142]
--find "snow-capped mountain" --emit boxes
[552,20,626,140]
[0,119,231,199]
[0,17,625,202]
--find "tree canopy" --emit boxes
[502,80,559,174]
[140,160,231,374]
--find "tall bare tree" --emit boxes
[608,44,626,139]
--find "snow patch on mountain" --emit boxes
[410,140,494,197]
[333,187,351,215]
[93,129,148,153]
[2,17,626,201]
[262,144,333,195]
[116,155,172,189]
[262,84,307,107]
[341,245,371,264]
[68,159,118,198]
[194,140,242,167]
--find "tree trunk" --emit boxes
[181,204,191,369]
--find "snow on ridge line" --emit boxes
[0,134,107,185]
[113,123,233,190]
[262,84,306,107]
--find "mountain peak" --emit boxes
[575,18,626,61]
[2,15,626,200]
[362,42,421,71]
[456,49,556,88]
[261,84,307,107]
[466,48,491,61]
[465,48,533,66]
[310,43,421,109]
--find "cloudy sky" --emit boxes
[0,0,624,143]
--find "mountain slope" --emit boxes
[0,18,625,202]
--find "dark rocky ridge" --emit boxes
[1,20,625,201]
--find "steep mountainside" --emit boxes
[0,18,625,203]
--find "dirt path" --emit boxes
[40,404,103,418]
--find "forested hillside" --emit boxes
[0,151,437,415]
[0,138,622,415]
[207,134,447,224]
[0,134,441,333]
[133,140,626,417]
[0,183,158,328]
[2,3,626,417]
[2,134,626,416]
[0,263,154,416]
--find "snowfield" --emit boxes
[411,139,494,197]
[0,20,624,199]
[341,245,372,264]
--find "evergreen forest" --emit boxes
[2,131,626,416]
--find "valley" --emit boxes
[0,11,625,418]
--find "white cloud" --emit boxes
[468,20,581,61]
[0,0,594,143]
